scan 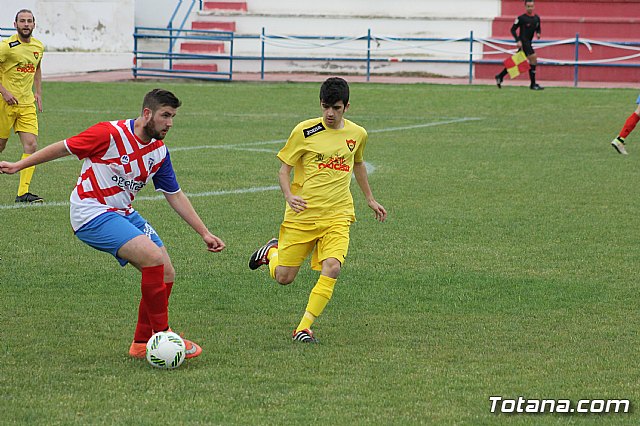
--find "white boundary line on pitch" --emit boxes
[0,117,480,209]
[169,117,482,154]
[0,186,282,210]
[53,117,482,158]
[0,163,377,210]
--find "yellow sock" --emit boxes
[268,247,279,279]
[297,311,316,332]
[18,153,35,196]
[296,275,336,332]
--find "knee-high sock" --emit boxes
[619,112,640,139]
[529,64,537,86]
[497,68,508,79]
[140,265,168,334]
[296,275,337,332]
[134,281,173,342]
[268,248,279,279]
[18,153,35,196]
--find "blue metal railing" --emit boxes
[167,0,202,52]
[133,26,233,81]
[244,29,640,86]
[132,26,640,86]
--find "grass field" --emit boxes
[1,80,640,424]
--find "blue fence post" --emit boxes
[261,27,265,80]
[168,26,174,70]
[133,28,138,79]
[573,33,580,87]
[229,32,235,81]
[468,30,474,84]
[367,29,371,82]
[167,0,183,52]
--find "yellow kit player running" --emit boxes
[249,77,387,343]
[0,9,44,203]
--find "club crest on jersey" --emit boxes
[33,52,39,59]
[120,154,130,165]
[303,122,326,138]
[346,139,356,152]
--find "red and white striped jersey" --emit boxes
[64,119,180,231]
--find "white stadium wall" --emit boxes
[244,0,500,18]
[194,0,502,77]
[0,0,134,75]
[0,0,503,77]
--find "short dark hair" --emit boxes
[524,0,534,4]
[320,77,349,105]
[15,9,35,23]
[142,88,181,113]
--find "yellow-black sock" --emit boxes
[18,153,35,196]
[296,275,336,332]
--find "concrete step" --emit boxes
[203,1,247,12]
[192,21,237,32]
[492,16,640,39]
[194,14,493,39]
[500,0,640,18]
[482,38,640,61]
[171,63,219,72]
[475,61,640,82]
[180,42,226,53]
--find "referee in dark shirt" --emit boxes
[495,0,543,90]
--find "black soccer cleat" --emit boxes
[530,84,544,91]
[495,74,503,89]
[248,238,278,270]
[15,192,43,203]
[292,329,318,343]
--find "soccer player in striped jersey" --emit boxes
[0,88,226,359]
[0,9,45,202]
[248,77,387,343]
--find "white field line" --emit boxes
[1,118,480,210]
[171,117,482,154]
[0,186,282,210]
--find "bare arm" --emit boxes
[163,190,225,253]
[353,161,387,222]
[34,62,42,112]
[278,161,307,213]
[0,140,69,174]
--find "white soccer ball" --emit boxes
[146,331,186,369]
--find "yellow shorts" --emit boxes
[278,221,351,271]
[0,103,38,139]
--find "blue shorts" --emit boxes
[636,93,640,104]
[75,211,163,267]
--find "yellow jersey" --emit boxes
[0,34,44,105]
[277,117,367,224]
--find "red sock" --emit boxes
[134,281,174,342]
[620,113,640,139]
[140,265,168,333]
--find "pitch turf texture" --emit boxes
[1,81,639,424]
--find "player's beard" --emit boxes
[143,119,167,141]
[18,27,33,39]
